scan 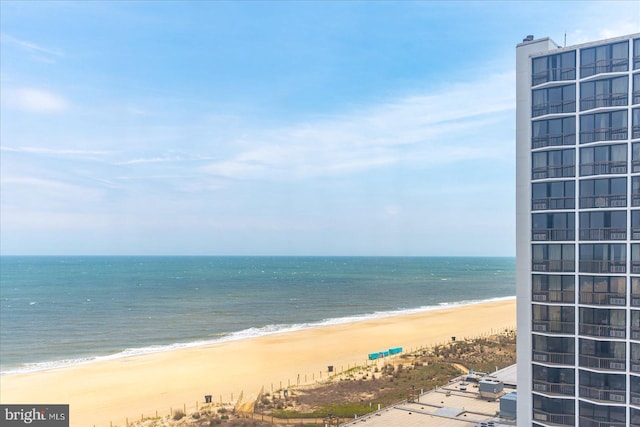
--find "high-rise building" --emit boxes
[516,33,640,426]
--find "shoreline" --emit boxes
[0,295,515,376]
[0,298,516,427]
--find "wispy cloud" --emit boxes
[1,33,63,62]
[201,72,514,181]
[4,87,70,113]
[1,146,112,157]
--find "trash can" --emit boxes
[205,395,212,403]
[328,365,334,372]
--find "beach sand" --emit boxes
[0,298,516,427]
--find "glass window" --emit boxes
[634,108,640,140]
[635,38,640,70]
[580,110,628,144]
[579,144,627,176]
[533,84,576,116]
[532,181,575,210]
[532,50,576,85]
[579,177,627,209]
[634,73,640,105]
[580,76,628,110]
[581,41,629,77]
[532,116,575,148]
[532,149,575,179]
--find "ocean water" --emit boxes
[0,256,515,375]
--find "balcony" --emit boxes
[581,58,629,77]
[532,197,575,211]
[580,93,628,111]
[533,260,575,272]
[579,323,626,339]
[533,100,576,117]
[579,227,626,241]
[532,133,576,149]
[632,294,640,307]
[631,360,640,373]
[632,261,640,274]
[633,193,640,207]
[533,380,575,396]
[579,354,627,371]
[579,292,626,306]
[532,67,576,86]
[533,321,575,334]
[533,409,575,426]
[631,391,640,406]
[580,127,628,144]
[579,385,627,404]
[633,125,640,140]
[579,260,626,274]
[533,350,575,365]
[533,229,575,241]
[632,327,640,340]
[580,161,627,176]
[632,228,640,240]
[580,194,627,209]
[578,416,627,427]
[532,165,575,180]
[533,291,575,304]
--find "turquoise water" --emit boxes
[0,256,515,374]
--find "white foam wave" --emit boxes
[1,295,515,376]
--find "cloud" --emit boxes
[201,71,514,181]
[1,33,63,62]
[1,146,112,157]
[4,87,70,113]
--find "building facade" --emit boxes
[516,33,640,426]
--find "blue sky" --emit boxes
[1,1,638,256]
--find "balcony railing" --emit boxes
[533,320,575,334]
[580,161,627,176]
[578,416,627,427]
[532,165,575,180]
[633,193,640,207]
[533,291,575,303]
[579,227,626,240]
[532,133,576,149]
[580,93,628,111]
[533,229,575,241]
[533,260,575,272]
[631,391,640,406]
[533,409,575,426]
[533,380,575,396]
[579,323,626,339]
[633,159,640,172]
[532,197,575,211]
[533,100,576,117]
[631,360,640,372]
[632,261,640,274]
[632,228,640,240]
[532,350,575,365]
[580,127,628,144]
[579,292,626,306]
[581,58,629,77]
[580,194,627,209]
[631,327,640,340]
[633,125,640,140]
[632,295,640,307]
[579,260,626,274]
[579,385,627,403]
[579,354,627,371]
[532,67,576,86]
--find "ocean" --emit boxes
[0,256,515,375]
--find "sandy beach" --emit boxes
[0,298,515,427]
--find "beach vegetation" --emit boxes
[172,409,185,421]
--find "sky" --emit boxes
[1,1,638,256]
